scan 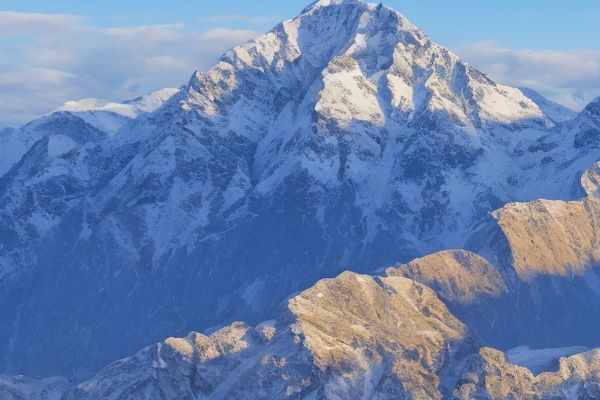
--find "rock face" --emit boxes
[0,0,599,381]
[494,197,600,280]
[288,273,472,399]
[492,158,600,282]
[573,97,600,149]
[386,249,506,304]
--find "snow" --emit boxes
[52,88,180,134]
[307,0,354,12]
[506,346,588,374]
[473,82,547,124]
[57,98,109,113]
[520,87,577,123]
[29,211,61,236]
[128,88,180,113]
[387,74,414,112]
[222,167,251,211]
[316,57,384,127]
[56,88,179,118]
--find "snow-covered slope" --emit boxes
[1,0,600,381]
[519,87,577,123]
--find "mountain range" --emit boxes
[1,0,600,398]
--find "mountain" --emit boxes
[0,88,179,178]
[1,0,600,382]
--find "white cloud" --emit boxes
[458,41,600,110]
[0,11,85,35]
[197,14,281,27]
[0,12,261,127]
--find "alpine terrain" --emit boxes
[2,0,600,398]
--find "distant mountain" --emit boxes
[0,88,179,178]
[1,0,600,384]
[518,87,577,123]
[52,88,181,135]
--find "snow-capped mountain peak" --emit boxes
[302,0,365,13]
[183,0,548,151]
[54,88,180,117]
[51,87,180,134]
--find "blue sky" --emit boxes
[1,0,600,126]
[4,0,600,50]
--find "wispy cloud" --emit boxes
[0,11,85,34]
[197,14,281,27]
[0,11,261,127]
[459,41,600,110]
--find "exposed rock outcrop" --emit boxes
[386,249,506,304]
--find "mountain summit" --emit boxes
[186,0,546,136]
[0,0,598,380]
